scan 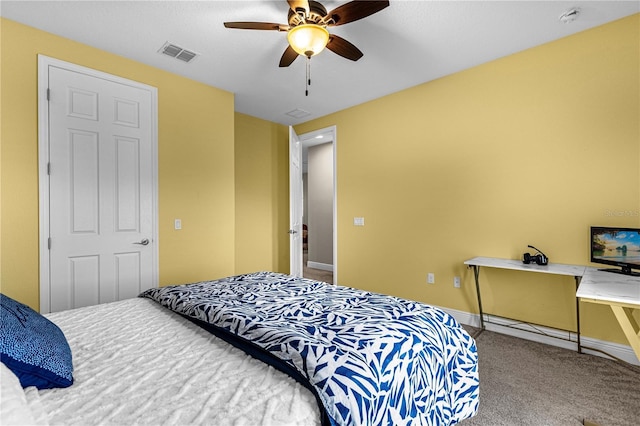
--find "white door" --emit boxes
[289,126,303,277]
[41,57,157,313]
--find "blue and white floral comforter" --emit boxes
[140,272,478,426]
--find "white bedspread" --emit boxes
[30,298,319,425]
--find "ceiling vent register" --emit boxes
[158,42,198,63]
[285,108,311,119]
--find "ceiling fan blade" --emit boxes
[224,22,288,31]
[326,35,363,61]
[279,45,299,67]
[326,0,390,26]
[287,0,310,16]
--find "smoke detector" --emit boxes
[559,8,580,24]
[158,42,198,63]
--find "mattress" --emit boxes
[30,297,320,425]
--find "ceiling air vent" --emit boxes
[285,108,311,119]
[158,42,198,63]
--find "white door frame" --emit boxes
[294,126,337,284]
[37,55,159,313]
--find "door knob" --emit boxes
[133,238,150,245]
[288,229,297,234]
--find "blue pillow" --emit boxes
[0,294,74,389]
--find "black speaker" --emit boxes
[522,245,548,265]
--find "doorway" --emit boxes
[295,126,337,284]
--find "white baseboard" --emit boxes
[306,261,333,272]
[580,336,640,366]
[440,307,481,329]
[439,307,639,366]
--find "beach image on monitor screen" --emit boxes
[592,229,640,266]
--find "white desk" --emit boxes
[464,257,586,351]
[577,268,640,360]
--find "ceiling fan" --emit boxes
[224,0,390,67]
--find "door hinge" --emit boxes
[46,88,50,101]
[48,238,51,250]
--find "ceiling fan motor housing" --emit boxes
[288,1,329,27]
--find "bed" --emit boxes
[1,272,479,425]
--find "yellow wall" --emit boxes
[0,18,236,310]
[296,14,640,344]
[234,113,289,274]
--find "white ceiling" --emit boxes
[2,1,638,125]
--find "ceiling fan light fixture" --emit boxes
[287,24,329,57]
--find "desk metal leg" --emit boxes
[472,265,485,332]
[575,276,582,353]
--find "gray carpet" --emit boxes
[460,328,640,426]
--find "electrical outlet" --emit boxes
[427,273,435,284]
[454,276,461,288]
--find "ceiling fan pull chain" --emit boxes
[306,56,311,96]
